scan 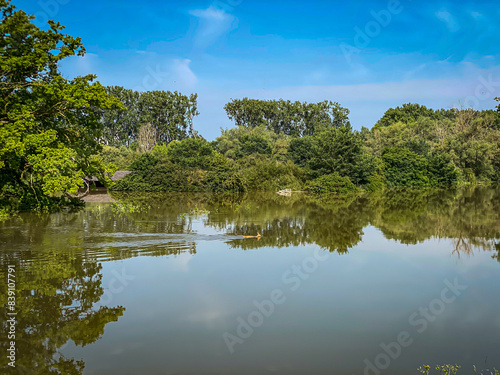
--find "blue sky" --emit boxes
[17,0,500,139]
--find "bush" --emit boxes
[129,153,159,173]
[238,156,305,191]
[111,139,246,193]
[237,134,272,158]
[99,146,138,170]
[165,138,215,169]
[305,173,358,194]
[427,151,459,186]
[288,136,315,167]
[382,147,429,187]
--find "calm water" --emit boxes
[1,188,499,374]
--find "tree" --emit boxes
[374,103,440,128]
[309,124,364,182]
[382,147,429,187]
[0,0,120,211]
[100,88,200,149]
[288,136,315,167]
[136,122,157,152]
[138,91,199,144]
[214,125,285,161]
[101,86,141,147]
[224,98,350,136]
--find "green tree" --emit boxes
[214,125,285,161]
[0,0,119,211]
[382,147,429,187]
[224,98,350,136]
[374,103,440,128]
[427,150,459,186]
[101,86,141,147]
[310,124,365,183]
[287,136,315,167]
[112,139,246,193]
[138,91,199,144]
[164,138,216,170]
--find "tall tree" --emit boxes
[224,98,350,136]
[0,0,119,211]
[101,86,140,147]
[374,103,442,128]
[138,91,199,145]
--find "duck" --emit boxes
[242,232,261,239]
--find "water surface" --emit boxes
[1,188,499,374]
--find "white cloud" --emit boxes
[171,58,198,90]
[436,10,460,32]
[403,63,428,80]
[189,6,237,50]
[238,79,465,102]
[189,6,229,21]
[185,284,231,329]
[166,252,194,272]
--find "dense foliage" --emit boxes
[111,139,246,193]
[224,98,350,136]
[0,0,119,212]
[2,0,500,213]
[101,86,199,149]
[108,99,500,194]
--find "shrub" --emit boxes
[99,146,138,170]
[305,173,358,194]
[237,134,272,158]
[382,147,429,187]
[165,138,215,169]
[288,136,315,167]
[129,153,159,173]
[427,151,459,186]
[238,156,305,191]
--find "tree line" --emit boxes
[109,100,500,195]
[100,87,198,150]
[1,0,500,213]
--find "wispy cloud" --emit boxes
[470,11,482,20]
[189,6,229,22]
[436,10,460,32]
[37,0,499,139]
[171,58,198,90]
[189,6,237,50]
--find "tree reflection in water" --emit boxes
[0,186,499,373]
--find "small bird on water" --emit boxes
[242,233,261,239]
